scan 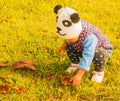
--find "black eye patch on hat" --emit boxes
[70,13,80,23]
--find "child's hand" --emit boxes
[70,73,82,86]
[57,47,65,54]
[70,70,86,86]
[57,41,66,54]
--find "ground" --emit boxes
[0,0,120,101]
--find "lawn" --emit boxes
[0,0,120,101]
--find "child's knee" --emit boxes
[93,48,109,72]
[93,48,109,61]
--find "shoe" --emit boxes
[66,63,78,74]
[91,71,104,83]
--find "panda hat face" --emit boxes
[54,5,82,39]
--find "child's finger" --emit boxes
[72,79,80,86]
[70,77,74,82]
[57,49,63,54]
[70,77,80,86]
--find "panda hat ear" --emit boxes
[70,13,80,23]
[54,5,62,14]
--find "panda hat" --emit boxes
[54,5,82,39]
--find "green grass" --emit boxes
[0,0,120,100]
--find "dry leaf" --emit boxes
[49,86,54,90]
[19,60,34,65]
[0,18,8,23]
[0,61,9,67]
[12,60,36,70]
[0,74,12,79]
[25,64,37,70]
[39,46,49,52]
[0,83,12,93]
[16,87,25,94]
[60,76,72,86]
[42,74,54,80]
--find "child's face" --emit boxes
[56,7,82,39]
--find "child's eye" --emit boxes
[62,20,72,27]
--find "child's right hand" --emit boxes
[57,41,66,54]
[57,48,65,54]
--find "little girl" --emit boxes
[54,5,113,86]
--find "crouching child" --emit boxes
[54,5,113,86]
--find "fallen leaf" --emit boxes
[25,64,37,70]
[12,62,25,69]
[39,46,49,52]
[0,83,12,93]
[0,61,9,67]
[16,87,25,94]
[0,18,8,23]
[12,60,36,70]
[59,76,72,86]
[19,60,34,65]
[49,86,54,90]
[42,74,54,80]
[46,96,57,101]
[0,74,12,79]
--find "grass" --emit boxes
[0,0,120,100]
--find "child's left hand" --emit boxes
[70,73,82,86]
[70,70,86,86]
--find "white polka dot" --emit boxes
[95,50,98,52]
[100,55,103,57]
[104,58,106,60]
[96,58,98,60]
[67,49,69,51]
